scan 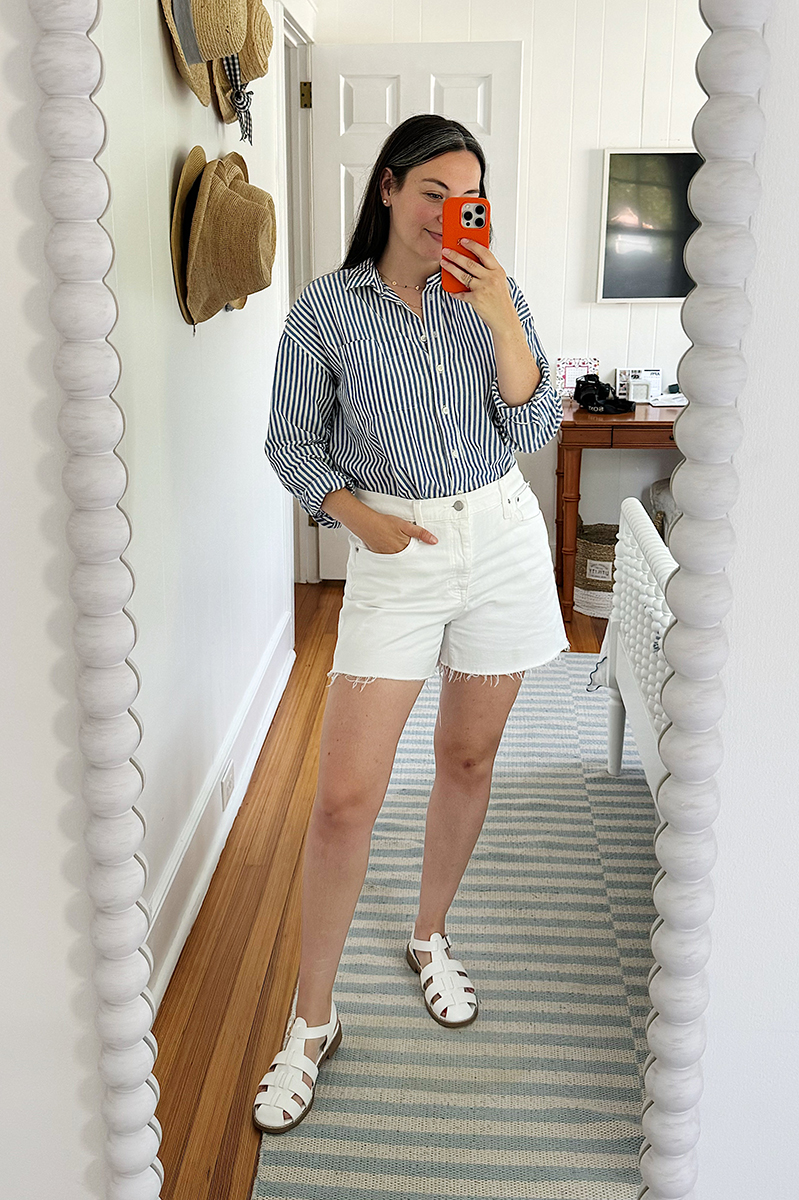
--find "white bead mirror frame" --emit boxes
[27,0,772,1196]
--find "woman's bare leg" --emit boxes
[412,673,523,1014]
[258,674,425,1117]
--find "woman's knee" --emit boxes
[433,671,522,777]
[311,780,385,829]
[434,744,495,785]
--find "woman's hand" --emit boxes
[357,513,438,554]
[440,239,517,332]
[441,239,543,405]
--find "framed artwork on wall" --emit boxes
[597,148,702,303]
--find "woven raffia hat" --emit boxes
[170,145,208,322]
[159,0,247,103]
[211,0,274,122]
[171,148,276,324]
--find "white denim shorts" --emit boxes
[327,461,571,689]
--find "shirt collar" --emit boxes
[342,257,442,294]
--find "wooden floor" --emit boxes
[151,581,606,1200]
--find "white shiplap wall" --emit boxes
[314,0,707,525]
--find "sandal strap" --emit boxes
[409,930,452,953]
[420,956,467,984]
[290,1000,338,1041]
[427,990,477,1019]
[257,1064,313,1104]
[420,959,474,999]
[267,1044,320,1081]
[254,1091,305,1121]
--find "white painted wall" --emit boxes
[698,2,799,1193]
[89,2,299,986]
[313,0,707,526]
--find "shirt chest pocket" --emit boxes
[339,337,421,439]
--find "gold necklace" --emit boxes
[378,270,423,293]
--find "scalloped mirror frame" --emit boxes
[26,0,772,1196]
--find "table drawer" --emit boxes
[559,428,613,447]
[612,426,676,447]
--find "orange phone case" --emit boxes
[441,196,491,293]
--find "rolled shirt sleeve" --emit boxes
[265,290,358,531]
[488,276,563,453]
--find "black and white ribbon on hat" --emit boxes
[222,53,254,144]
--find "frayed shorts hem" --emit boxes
[326,645,571,691]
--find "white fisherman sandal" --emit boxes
[252,999,342,1133]
[405,929,479,1028]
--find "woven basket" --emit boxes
[573,518,619,618]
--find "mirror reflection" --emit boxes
[91,2,708,1196]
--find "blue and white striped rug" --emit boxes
[252,652,658,1200]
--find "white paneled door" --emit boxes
[308,41,522,579]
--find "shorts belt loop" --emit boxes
[412,498,421,526]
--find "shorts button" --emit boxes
[453,500,464,510]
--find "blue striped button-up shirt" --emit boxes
[264,257,562,530]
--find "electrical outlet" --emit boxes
[221,760,235,810]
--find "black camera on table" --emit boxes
[573,373,635,414]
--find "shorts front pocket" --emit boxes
[346,527,422,604]
[352,531,417,558]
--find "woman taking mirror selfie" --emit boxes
[257,113,570,1132]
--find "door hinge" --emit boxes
[308,514,318,527]
[300,81,312,109]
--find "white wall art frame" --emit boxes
[639,2,771,1196]
[29,1,162,1197]
[25,0,772,1196]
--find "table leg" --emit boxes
[555,441,564,587]
[559,446,582,622]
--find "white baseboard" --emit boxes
[144,609,296,1011]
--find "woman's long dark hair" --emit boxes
[340,114,489,270]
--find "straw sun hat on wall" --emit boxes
[170,146,277,325]
[159,0,273,139]
[159,0,246,105]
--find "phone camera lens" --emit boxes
[475,205,485,214]
[475,217,484,227]
[463,210,473,222]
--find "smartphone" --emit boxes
[441,196,491,294]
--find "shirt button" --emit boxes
[442,407,449,415]
[452,449,460,459]
[437,363,444,373]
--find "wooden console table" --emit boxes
[555,396,684,621]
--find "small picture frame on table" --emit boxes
[555,357,600,398]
